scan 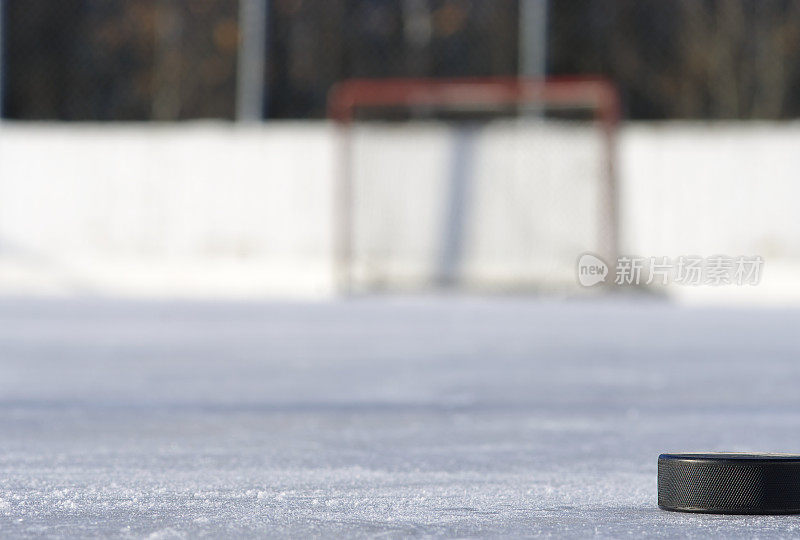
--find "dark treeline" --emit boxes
[4,0,800,120]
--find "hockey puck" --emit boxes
[658,453,800,514]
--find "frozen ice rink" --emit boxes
[2,296,800,537]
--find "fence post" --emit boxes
[518,0,547,80]
[236,0,268,121]
[0,0,4,118]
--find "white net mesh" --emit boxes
[343,104,614,293]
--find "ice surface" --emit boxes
[1,296,800,537]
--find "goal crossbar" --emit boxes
[329,77,619,124]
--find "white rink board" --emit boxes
[0,123,336,298]
[0,121,799,302]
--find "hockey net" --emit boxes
[328,78,619,293]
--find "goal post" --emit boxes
[328,77,619,294]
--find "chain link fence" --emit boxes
[549,0,800,120]
[4,0,238,120]
[2,0,800,120]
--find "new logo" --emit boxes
[576,253,609,287]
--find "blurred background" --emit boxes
[7,0,800,121]
[0,0,799,302]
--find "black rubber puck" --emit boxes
[658,453,800,514]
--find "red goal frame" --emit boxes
[327,77,620,293]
